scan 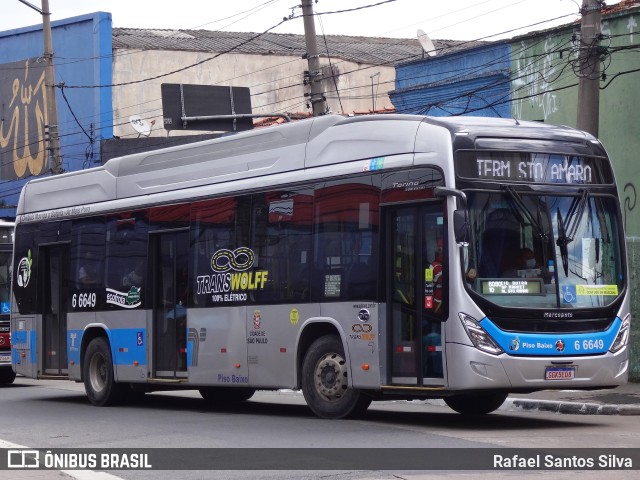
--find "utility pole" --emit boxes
[301,0,328,116]
[18,0,62,174]
[576,0,602,137]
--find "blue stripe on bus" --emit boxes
[11,330,37,364]
[480,316,622,356]
[109,328,147,366]
[68,330,82,365]
[69,328,148,366]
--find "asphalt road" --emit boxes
[1,378,639,480]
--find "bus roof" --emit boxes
[16,114,603,217]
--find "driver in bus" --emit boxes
[503,247,538,277]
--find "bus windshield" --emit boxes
[464,190,624,309]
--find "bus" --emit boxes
[0,220,15,384]
[10,114,630,418]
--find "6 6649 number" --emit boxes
[574,339,604,351]
[72,292,97,309]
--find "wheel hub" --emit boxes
[315,352,347,401]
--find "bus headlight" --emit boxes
[459,313,503,355]
[609,314,630,353]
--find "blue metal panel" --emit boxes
[107,328,147,366]
[390,42,512,119]
[0,12,112,218]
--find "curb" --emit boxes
[279,390,640,416]
[504,398,640,415]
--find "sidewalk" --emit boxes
[504,381,640,415]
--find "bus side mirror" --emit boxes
[434,187,470,246]
[453,209,470,246]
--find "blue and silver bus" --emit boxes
[11,115,630,417]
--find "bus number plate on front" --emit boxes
[0,353,10,363]
[545,366,575,380]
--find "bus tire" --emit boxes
[301,334,371,419]
[444,392,508,415]
[199,387,255,405]
[83,337,125,406]
[0,368,16,385]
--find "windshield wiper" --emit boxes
[556,208,569,276]
[503,186,549,242]
[555,189,589,276]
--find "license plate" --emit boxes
[0,353,10,363]
[545,366,575,380]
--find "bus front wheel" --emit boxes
[83,337,125,406]
[301,334,371,419]
[444,392,508,415]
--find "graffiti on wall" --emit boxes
[0,58,48,180]
[624,183,637,233]
[512,37,569,121]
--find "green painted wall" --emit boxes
[629,238,640,381]
[511,8,640,380]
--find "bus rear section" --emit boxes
[0,221,15,385]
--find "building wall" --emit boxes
[389,43,512,117]
[111,49,396,139]
[0,12,112,217]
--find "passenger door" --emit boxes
[39,244,70,376]
[150,230,189,378]
[385,203,446,386]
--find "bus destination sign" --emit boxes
[481,279,542,295]
[456,153,613,185]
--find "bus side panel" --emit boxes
[320,302,381,389]
[187,306,248,386]
[66,311,95,381]
[11,314,37,378]
[70,310,150,383]
[246,304,319,389]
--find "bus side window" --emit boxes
[105,213,148,308]
[71,219,106,290]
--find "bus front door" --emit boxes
[386,204,445,386]
[40,244,70,376]
[151,231,189,379]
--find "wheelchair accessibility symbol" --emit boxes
[136,331,144,346]
[1,302,10,313]
[562,285,577,304]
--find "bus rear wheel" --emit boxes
[83,337,125,406]
[301,334,371,419]
[444,392,508,415]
